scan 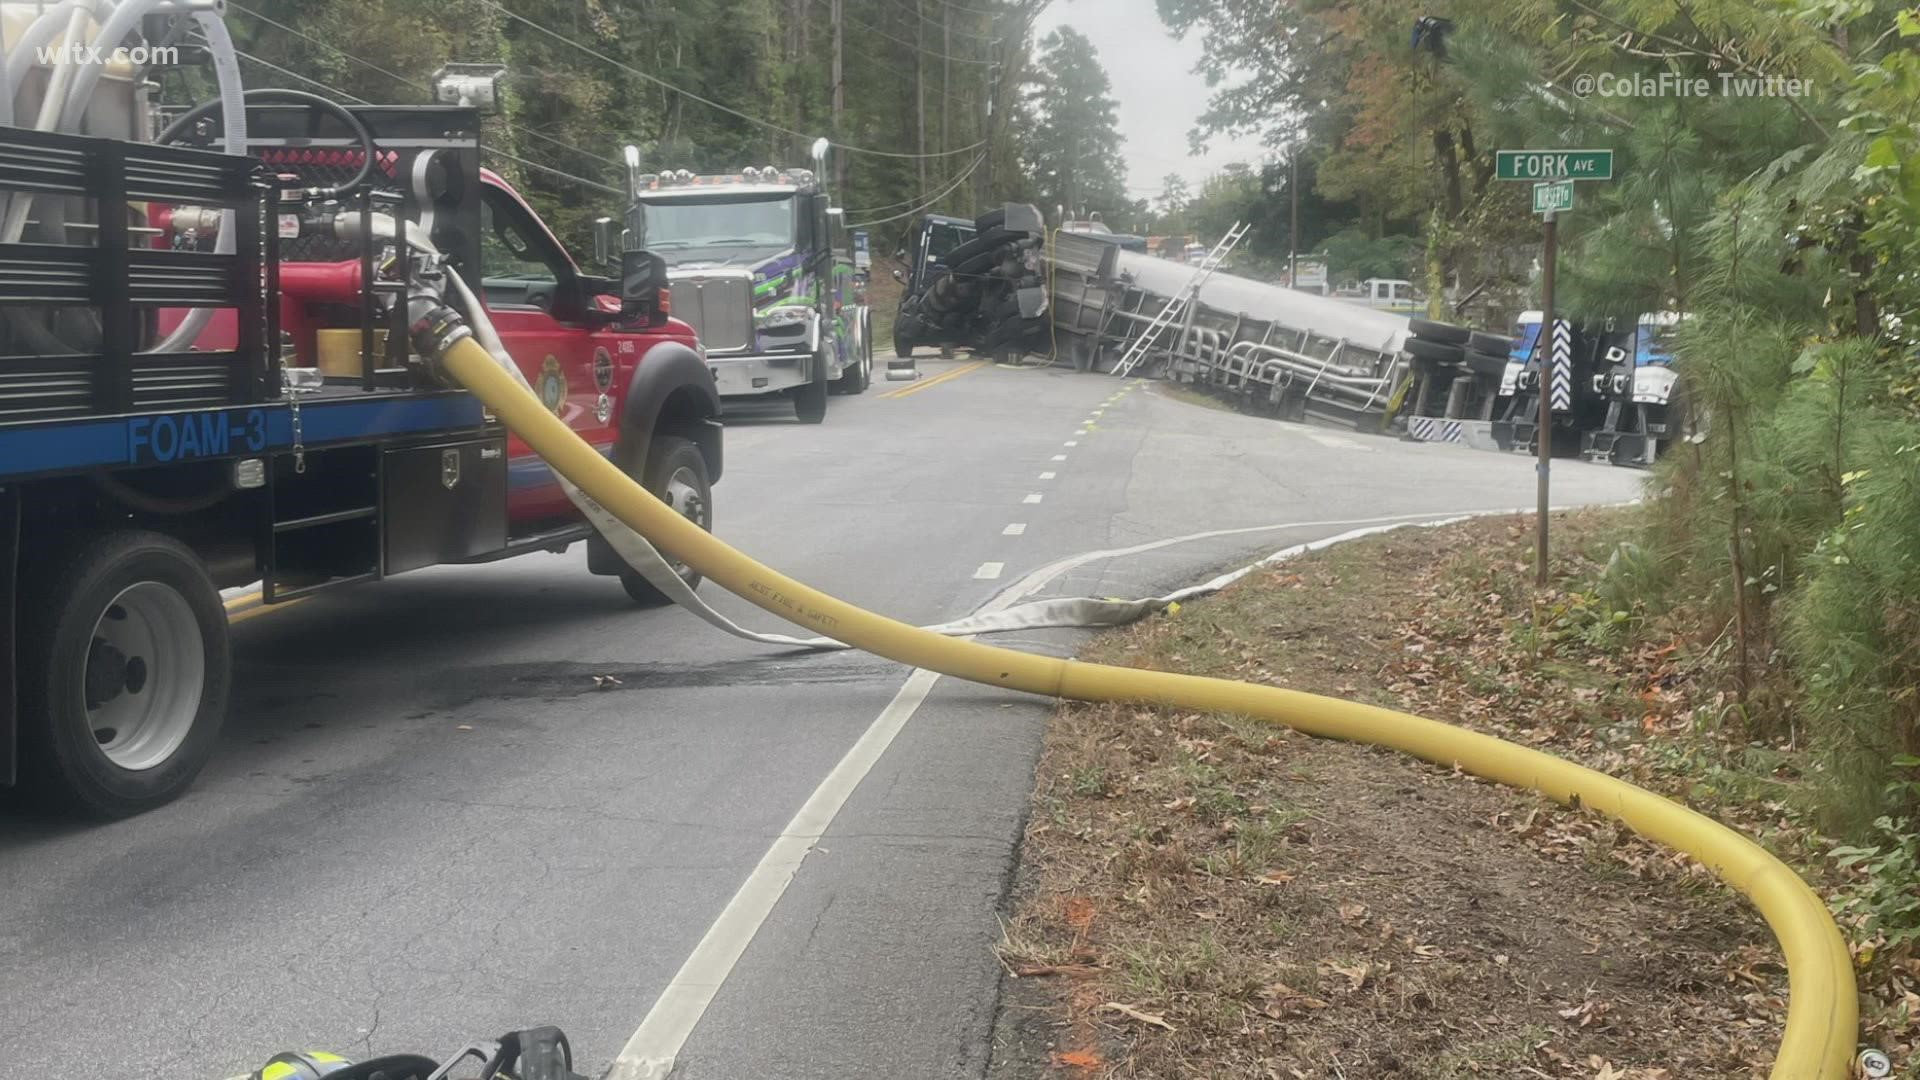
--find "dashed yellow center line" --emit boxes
[228,597,308,624]
[878,360,989,399]
[224,590,308,624]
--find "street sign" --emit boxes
[1532,180,1574,214]
[1496,149,1614,181]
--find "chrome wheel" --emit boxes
[82,581,205,772]
[661,464,712,579]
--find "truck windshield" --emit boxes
[926,222,971,261]
[637,194,796,264]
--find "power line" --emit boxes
[228,1,619,171]
[845,12,996,65]
[848,152,986,227]
[485,145,623,196]
[227,47,621,197]
[879,0,1000,44]
[917,0,1003,17]
[481,0,986,160]
[844,154,982,214]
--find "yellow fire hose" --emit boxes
[439,335,1857,1078]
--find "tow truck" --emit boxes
[625,149,871,422]
[0,92,723,817]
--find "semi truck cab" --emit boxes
[627,163,871,423]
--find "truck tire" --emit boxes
[1461,348,1509,377]
[1467,330,1513,356]
[17,529,230,818]
[620,435,713,606]
[793,351,830,424]
[1408,318,1470,344]
[832,326,871,395]
[1404,337,1464,364]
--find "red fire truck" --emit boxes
[0,100,723,817]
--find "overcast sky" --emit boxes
[1031,0,1272,201]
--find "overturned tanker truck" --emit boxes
[889,204,1052,367]
[892,205,1414,430]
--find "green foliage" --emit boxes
[1318,226,1415,283]
[1013,27,1132,221]
[1788,429,1920,829]
[1829,758,1920,964]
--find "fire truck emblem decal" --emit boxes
[538,355,567,415]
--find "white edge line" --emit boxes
[608,670,943,1080]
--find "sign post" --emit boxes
[1536,210,1557,587]
[1497,148,1615,586]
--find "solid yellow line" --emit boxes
[880,360,988,399]
[877,363,969,399]
[227,596,307,624]
[224,591,262,609]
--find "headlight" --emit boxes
[754,306,812,330]
[1632,365,1678,404]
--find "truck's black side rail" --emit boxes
[0,124,274,424]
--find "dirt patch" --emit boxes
[994,510,1820,1079]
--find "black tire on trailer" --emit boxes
[1461,349,1510,377]
[1404,337,1465,364]
[1408,318,1470,344]
[1467,330,1512,354]
[857,313,874,390]
[17,529,230,818]
[1467,330,1513,356]
[974,207,1007,232]
[793,351,830,424]
[619,435,713,606]
[944,229,1019,273]
[831,329,870,394]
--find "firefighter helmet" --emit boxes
[252,1050,353,1080]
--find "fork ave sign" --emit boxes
[1495,149,1615,181]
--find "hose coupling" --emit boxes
[406,296,473,384]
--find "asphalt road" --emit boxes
[0,359,1641,1078]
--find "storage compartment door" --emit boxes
[381,437,507,575]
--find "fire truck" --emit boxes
[0,59,723,816]
[625,151,872,422]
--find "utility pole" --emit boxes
[915,0,927,200]
[1536,209,1557,587]
[979,16,996,207]
[940,4,951,169]
[830,0,845,196]
[1288,150,1299,288]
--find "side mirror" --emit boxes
[592,217,619,268]
[621,248,671,325]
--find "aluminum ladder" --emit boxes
[1110,222,1249,378]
